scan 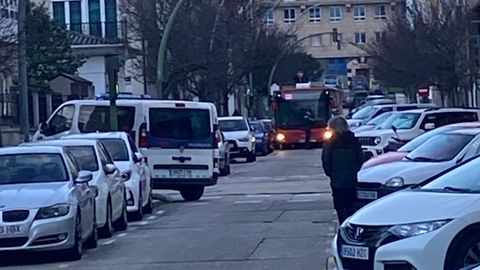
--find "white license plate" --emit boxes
[169,169,192,178]
[341,245,369,260]
[357,191,378,200]
[0,225,21,235]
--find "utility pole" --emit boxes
[18,0,29,142]
[156,0,188,99]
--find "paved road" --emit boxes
[1,149,336,270]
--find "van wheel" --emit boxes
[246,152,256,163]
[180,187,204,201]
[445,232,480,270]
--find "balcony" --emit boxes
[65,21,126,41]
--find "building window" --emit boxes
[355,32,367,44]
[353,6,366,21]
[52,1,65,26]
[309,7,321,23]
[69,1,82,33]
[375,31,385,42]
[310,35,322,47]
[105,0,118,38]
[88,0,101,36]
[284,8,295,23]
[265,10,274,25]
[330,6,342,22]
[375,5,387,20]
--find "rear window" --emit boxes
[79,105,135,133]
[65,146,99,171]
[149,108,212,149]
[219,120,248,131]
[100,139,129,161]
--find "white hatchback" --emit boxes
[330,154,480,270]
[66,132,152,221]
[23,139,128,238]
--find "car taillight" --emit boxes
[213,127,220,149]
[139,123,149,148]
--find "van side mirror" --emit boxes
[104,164,117,175]
[424,123,435,130]
[134,152,145,163]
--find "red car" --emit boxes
[361,121,480,170]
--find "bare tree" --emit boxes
[0,18,18,77]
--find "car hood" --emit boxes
[355,129,395,138]
[351,191,480,225]
[0,182,72,209]
[361,152,409,170]
[358,160,451,185]
[222,131,250,140]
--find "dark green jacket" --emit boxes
[322,131,363,188]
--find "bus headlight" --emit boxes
[323,130,333,141]
[276,133,286,142]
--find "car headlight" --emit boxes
[373,137,382,145]
[276,133,286,142]
[238,136,249,142]
[35,204,70,220]
[385,177,404,188]
[388,220,451,239]
[251,136,256,142]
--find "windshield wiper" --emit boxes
[442,186,473,193]
[409,156,445,162]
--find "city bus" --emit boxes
[271,83,342,148]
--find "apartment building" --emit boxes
[268,0,406,86]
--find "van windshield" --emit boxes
[149,108,212,149]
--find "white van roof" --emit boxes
[61,99,216,110]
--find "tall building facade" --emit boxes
[269,0,406,86]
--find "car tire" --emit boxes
[262,145,269,156]
[84,211,98,249]
[224,164,231,176]
[65,212,83,261]
[129,190,143,221]
[180,187,204,201]
[113,197,128,231]
[445,231,480,270]
[98,201,113,238]
[246,152,256,163]
[143,190,153,214]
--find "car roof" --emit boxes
[60,99,215,109]
[446,121,480,128]
[219,116,245,121]
[444,128,480,136]
[373,103,437,109]
[24,139,98,147]
[66,132,127,140]
[0,146,64,155]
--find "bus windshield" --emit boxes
[277,98,328,129]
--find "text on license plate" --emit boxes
[0,225,21,235]
[357,191,378,200]
[169,169,192,178]
[341,245,369,260]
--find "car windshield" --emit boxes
[100,139,129,162]
[390,113,421,130]
[250,123,263,133]
[219,120,248,132]
[375,113,400,129]
[65,146,99,171]
[399,126,456,152]
[0,154,68,184]
[406,134,473,162]
[421,156,480,192]
[352,106,377,120]
[366,112,394,126]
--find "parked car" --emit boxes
[348,98,395,118]
[260,119,275,153]
[346,90,369,108]
[215,129,231,176]
[348,103,438,130]
[0,146,98,260]
[352,111,396,133]
[32,99,220,202]
[330,154,480,270]
[362,121,480,169]
[250,121,270,156]
[66,132,153,221]
[23,139,128,238]
[219,116,256,162]
[356,128,480,207]
[350,75,369,90]
[357,108,480,160]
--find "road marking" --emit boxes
[100,239,115,246]
[147,215,157,220]
[246,194,271,198]
[205,196,223,200]
[286,199,315,203]
[138,221,149,226]
[156,210,165,215]
[188,202,209,206]
[234,200,262,204]
[58,264,69,268]
[295,193,322,197]
[116,233,128,238]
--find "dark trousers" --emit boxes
[331,187,356,224]
[304,128,312,149]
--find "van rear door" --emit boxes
[143,105,216,182]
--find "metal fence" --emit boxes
[66,21,126,40]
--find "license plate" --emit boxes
[357,191,378,200]
[0,225,21,235]
[341,245,369,260]
[169,169,192,178]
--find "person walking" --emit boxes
[303,110,314,149]
[322,116,363,224]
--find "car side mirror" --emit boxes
[76,170,93,183]
[39,122,50,135]
[424,123,435,130]
[134,152,145,163]
[104,164,117,175]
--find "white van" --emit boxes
[33,100,219,201]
